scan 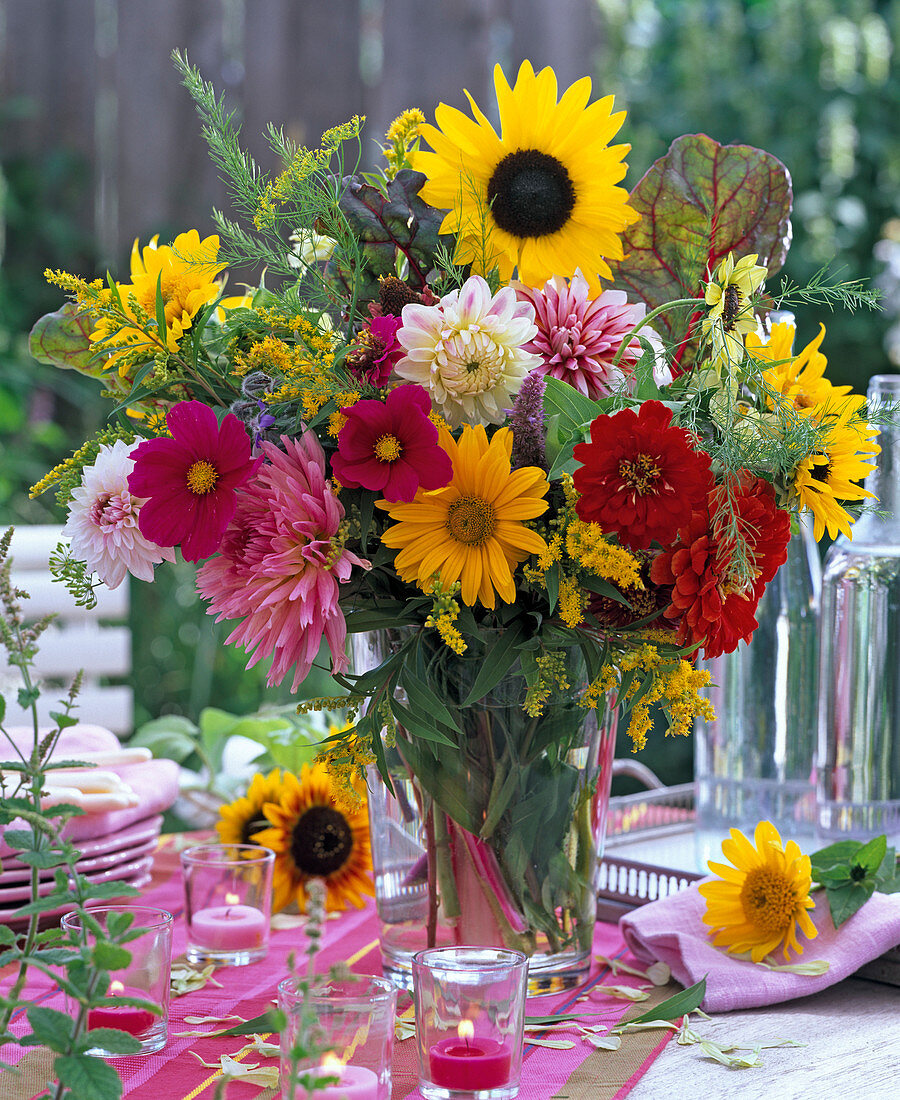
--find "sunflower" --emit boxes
[701,253,767,363]
[377,424,549,609]
[698,820,817,963]
[745,321,851,411]
[792,394,879,540]
[412,60,639,289]
[216,768,285,847]
[251,763,373,913]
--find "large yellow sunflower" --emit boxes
[699,820,817,963]
[792,394,879,540]
[745,321,851,411]
[90,229,226,375]
[412,60,639,289]
[216,768,285,847]
[252,763,373,914]
[377,425,549,609]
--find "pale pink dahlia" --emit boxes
[196,432,368,690]
[516,274,670,399]
[395,275,540,427]
[63,440,175,588]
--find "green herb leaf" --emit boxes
[215,1010,281,1037]
[76,1028,142,1055]
[854,834,887,875]
[826,881,873,928]
[91,942,133,971]
[461,621,526,706]
[25,1006,76,1053]
[616,977,706,1028]
[54,1051,125,1100]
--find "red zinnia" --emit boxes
[331,384,452,502]
[127,400,261,562]
[651,473,791,658]
[572,401,712,550]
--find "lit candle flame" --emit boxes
[109,980,125,996]
[321,1053,344,1072]
[457,1020,475,1042]
[225,892,240,906]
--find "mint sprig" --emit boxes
[810,835,900,927]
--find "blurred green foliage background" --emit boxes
[2,0,898,786]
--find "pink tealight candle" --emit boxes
[429,1022,511,1091]
[87,980,156,1037]
[300,1057,379,1100]
[190,893,267,951]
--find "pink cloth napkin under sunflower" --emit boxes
[620,821,900,1012]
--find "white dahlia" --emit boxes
[395,275,540,427]
[63,440,176,588]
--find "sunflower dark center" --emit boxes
[290,805,353,876]
[809,454,832,485]
[487,149,575,238]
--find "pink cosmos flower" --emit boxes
[516,274,670,399]
[331,384,452,502]
[127,401,261,562]
[63,440,176,587]
[196,431,369,689]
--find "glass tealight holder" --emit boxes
[180,843,274,966]
[61,905,173,1057]
[412,947,528,1100]
[278,974,397,1100]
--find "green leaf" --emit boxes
[854,834,887,875]
[14,849,68,870]
[17,685,40,709]
[610,134,792,347]
[48,710,79,730]
[617,978,707,1028]
[129,726,199,763]
[28,303,98,375]
[461,621,526,706]
[0,694,5,723]
[825,881,874,928]
[0,926,16,946]
[91,941,133,971]
[54,1051,125,1100]
[2,829,36,850]
[401,666,461,734]
[810,839,862,875]
[388,696,456,747]
[77,1028,142,1055]
[25,1006,76,1053]
[215,1010,281,1037]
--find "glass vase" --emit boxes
[816,374,900,845]
[353,629,617,994]
[693,513,822,869]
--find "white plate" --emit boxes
[1,869,155,930]
[0,816,162,884]
[0,854,154,906]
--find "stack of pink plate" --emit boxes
[0,816,164,926]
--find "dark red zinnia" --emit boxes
[572,401,713,550]
[331,384,452,502]
[127,400,261,562]
[650,474,791,659]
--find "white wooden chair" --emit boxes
[2,525,133,737]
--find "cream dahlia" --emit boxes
[516,275,669,398]
[63,440,175,588]
[395,275,540,427]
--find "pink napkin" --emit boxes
[620,880,900,1012]
[0,724,180,854]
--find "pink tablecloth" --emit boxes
[5,836,677,1099]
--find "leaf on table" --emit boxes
[584,1034,622,1051]
[615,977,707,1029]
[524,1037,576,1049]
[592,983,651,1002]
[698,1040,763,1069]
[170,962,223,996]
[189,1051,280,1087]
[182,1014,245,1026]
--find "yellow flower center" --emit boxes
[373,433,403,463]
[186,459,220,495]
[739,866,798,933]
[618,454,661,495]
[447,496,497,546]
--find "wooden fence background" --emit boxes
[0,0,606,268]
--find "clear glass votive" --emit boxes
[61,905,174,1057]
[180,843,275,966]
[412,947,528,1100]
[278,974,397,1100]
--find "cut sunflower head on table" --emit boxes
[250,762,373,914]
[699,820,818,964]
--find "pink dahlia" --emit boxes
[127,401,261,562]
[331,384,452,502]
[63,440,175,587]
[196,431,369,690]
[516,274,670,399]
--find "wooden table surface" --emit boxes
[628,974,899,1099]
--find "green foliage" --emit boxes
[594,0,900,391]
[810,834,900,926]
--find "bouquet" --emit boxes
[29,55,880,973]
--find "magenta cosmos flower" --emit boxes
[516,274,670,399]
[344,314,404,388]
[127,401,260,562]
[196,431,369,689]
[331,384,452,502]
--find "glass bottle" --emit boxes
[694,515,821,869]
[816,374,900,845]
